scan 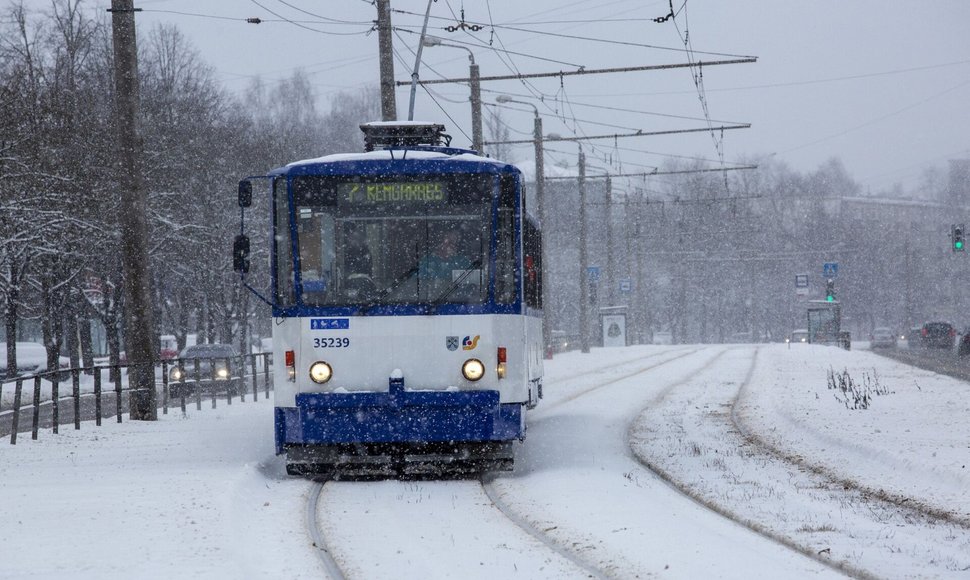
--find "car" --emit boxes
[919,321,956,349]
[790,329,809,343]
[903,326,922,348]
[159,335,179,360]
[548,330,573,354]
[168,343,244,397]
[958,330,970,357]
[869,327,897,349]
[652,330,673,345]
[0,342,70,378]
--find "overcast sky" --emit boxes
[78,1,970,194]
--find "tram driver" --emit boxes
[419,228,481,301]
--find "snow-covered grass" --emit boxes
[2,343,968,578]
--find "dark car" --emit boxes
[959,330,970,357]
[168,343,244,397]
[919,322,956,349]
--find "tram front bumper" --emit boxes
[275,377,523,455]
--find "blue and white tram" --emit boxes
[236,123,544,476]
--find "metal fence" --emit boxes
[0,352,273,445]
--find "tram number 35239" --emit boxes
[313,337,351,348]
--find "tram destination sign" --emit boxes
[339,181,447,205]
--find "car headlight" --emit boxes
[216,367,229,379]
[170,368,183,381]
[309,361,333,384]
[461,358,485,381]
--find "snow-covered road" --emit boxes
[2,343,968,578]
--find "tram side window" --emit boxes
[523,219,542,309]
[274,178,296,306]
[495,175,518,304]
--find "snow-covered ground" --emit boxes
[2,343,968,578]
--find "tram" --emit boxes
[235,122,543,476]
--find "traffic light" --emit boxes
[952,224,965,252]
[825,279,835,302]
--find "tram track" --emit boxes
[300,348,703,579]
[731,350,970,530]
[629,346,970,578]
[306,479,348,580]
[479,477,607,579]
[481,346,749,578]
[302,346,840,579]
[625,347,868,579]
[538,345,702,413]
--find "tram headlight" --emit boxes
[309,361,333,384]
[461,358,485,382]
[170,368,183,381]
[216,367,229,379]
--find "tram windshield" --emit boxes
[284,173,503,307]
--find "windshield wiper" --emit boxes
[361,262,419,313]
[430,258,484,307]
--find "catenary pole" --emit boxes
[469,61,483,152]
[376,0,397,121]
[533,113,549,356]
[109,0,157,420]
[578,147,590,353]
[422,37,483,152]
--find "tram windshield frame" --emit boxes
[276,173,515,310]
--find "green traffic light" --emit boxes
[956,241,964,250]
[826,295,834,302]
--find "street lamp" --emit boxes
[423,36,482,153]
[495,95,552,358]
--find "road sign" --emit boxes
[795,274,809,296]
[587,266,601,283]
[823,262,838,278]
[619,278,632,293]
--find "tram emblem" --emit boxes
[446,336,459,351]
[462,335,480,351]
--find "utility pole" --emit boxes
[422,37,482,152]
[533,111,547,351]
[109,0,157,420]
[469,61,482,152]
[634,189,645,344]
[578,147,590,353]
[605,176,615,308]
[376,0,397,121]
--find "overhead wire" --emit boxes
[390,10,754,59]
[270,0,371,24]
[392,26,585,69]
[247,0,371,36]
